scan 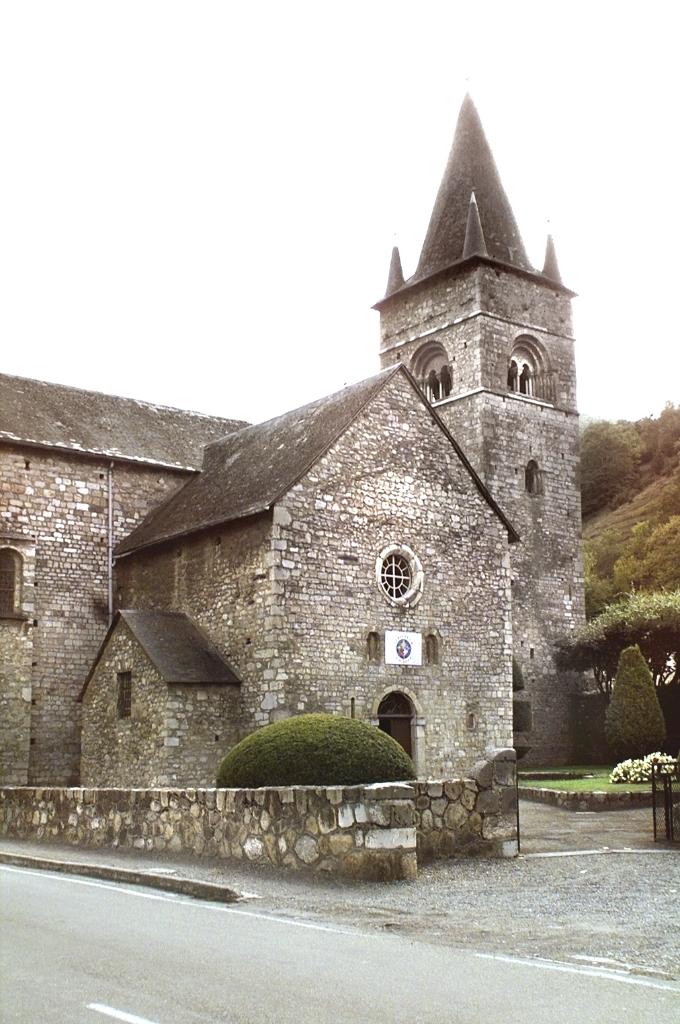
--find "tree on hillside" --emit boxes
[580,421,641,517]
[612,517,680,594]
[604,646,666,760]
[639,401,680,473]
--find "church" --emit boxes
[0,96,585,788]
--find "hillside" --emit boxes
[580,403,680,617]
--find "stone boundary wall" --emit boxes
[0,750,518,880]
[520,786,653,812]
[0,782,417,881]
[415,748,518,860]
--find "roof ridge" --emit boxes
[203,365,399,453]
[115,366,403,557]
[0,370,245,425]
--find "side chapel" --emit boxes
[0,96,585,788]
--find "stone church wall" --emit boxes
[115,513,272,746]
[0,535,35,785]
[378,261,585,766]
[113,373,513,778]
[439,390,585,764]
[262,372,513,777]
[0,442,191,784]
[81,618,240,788]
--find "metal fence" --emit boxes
[652,763,679,842]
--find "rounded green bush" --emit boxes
[216,713,416,788]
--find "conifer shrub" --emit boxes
[605,645,666,760]
[216,713,415,788]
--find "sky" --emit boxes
[1,1,678,426]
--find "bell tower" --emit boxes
[374,96,585,765]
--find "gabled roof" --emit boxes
[0,372,246,470]
[81,610,240,697]
[116,367,400,555]
[116,364,518,558]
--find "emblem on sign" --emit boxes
[396,638,412,660]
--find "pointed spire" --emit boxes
[462,191,488,259]
[384,245,405,296]
[542,234,562,283]
[415,94,531,281]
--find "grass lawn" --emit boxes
[518,765,652,793]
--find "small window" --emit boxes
[367,631,380,663]
[525,460,541,495]
[0,548,22,616]
[425,633,439,665]
[466,711,477,731]
[117,671,132,719]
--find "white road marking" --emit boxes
[0,865,185,904]
[6,863,679,992]
[523,848,675,858]
[474,953,680,992]
[87,1004,160,1024]
[572,954,674,980]
[0,864,354,935]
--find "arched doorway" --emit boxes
[377,691,414,757]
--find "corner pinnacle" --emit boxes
[542,234,562,283]
[385,246,405,296]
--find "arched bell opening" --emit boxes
[507,335,554,402]
[411,342,453,403]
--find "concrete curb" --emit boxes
[0,851,243,903]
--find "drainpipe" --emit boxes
[107,461,114,625]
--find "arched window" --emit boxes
[411,342,453,403]
[367,631,380,663]
[377,691,414,757]
[507,336,553,401]
[525,460,541,495]
[0,548,22,616]
[424,633,439,665]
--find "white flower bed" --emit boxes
[610,753,677,784]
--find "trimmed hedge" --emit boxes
[216,713,416,788]
[605,645,666,760]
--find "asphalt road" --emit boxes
[1,865,679,1024]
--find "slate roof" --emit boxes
[81,610,240,696]
[376,96,574,305]
[0,372,246,470]
[116,364,518,557]
[415,95,532,281]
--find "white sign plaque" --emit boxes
[384,630,422,666]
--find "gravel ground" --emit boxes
[3,800,678,980]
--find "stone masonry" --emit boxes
[378,265,585,764]
[113,369,514,779]
[376,97,586,765]
[0,376,243,786]
[0,749,518,880]
[81,616,240,788]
